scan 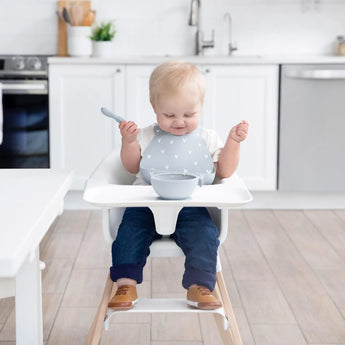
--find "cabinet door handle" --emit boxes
[115,68,122,73]
[204,68,211,74]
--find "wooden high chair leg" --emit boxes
[85,273,114,345]
[214,282,235,345]
[213,271,243,345]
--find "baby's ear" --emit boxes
[150,99,156,112]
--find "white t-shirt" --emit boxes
[134,123,224,185]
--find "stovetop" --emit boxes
[0,55,50,78]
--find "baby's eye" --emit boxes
[184,113,194,118]
[164,114,175,118]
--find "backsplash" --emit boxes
[0,0,345,56]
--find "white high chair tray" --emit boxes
[84,173,252,209]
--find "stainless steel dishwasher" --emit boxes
[279,64,345,192]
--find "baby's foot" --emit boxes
[108,285,138,310]
[187,285,222,310]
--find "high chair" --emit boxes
[83,148,252,345]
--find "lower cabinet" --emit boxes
[202,64,279,190]
[49,64,125,189]
[49,62,278,191]
[125,64,279,190]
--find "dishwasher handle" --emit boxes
[285,69,345,80]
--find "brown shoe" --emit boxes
[108,285,138,310]
[187,285,222,310]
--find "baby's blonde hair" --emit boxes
[149,60,206,104]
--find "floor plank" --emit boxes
[152,342,202,345]
[304,210,345,261]
[46,307,96,345]
[236,280,295,324]
[251,324,308,345]
[274,210,345,270]
[151,313,202,342]
[225,210,275,281]
[0,298,14,325]
[42,259,74,294]
[99,323,150,345]
[245,210,345,344]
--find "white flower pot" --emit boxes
[67,26,92,57]
[92,41,114,58]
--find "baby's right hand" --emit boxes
[119,121,140,144]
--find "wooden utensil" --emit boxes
[70,3,84,26]
[83,10,95,26]
[62,7,72,24]
[56,9,64,21]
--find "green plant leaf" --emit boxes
[89,20,116,41]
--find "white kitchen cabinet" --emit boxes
[126,64,279,191]
[49,61,278,191]
[49,64,125,189]
[125,64,157,127]
[201,65,279,190]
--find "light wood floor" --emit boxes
[1,209,345,345]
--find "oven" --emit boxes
[0,55,49,168]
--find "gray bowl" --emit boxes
[151,173,201,200]
[140,167,215,186]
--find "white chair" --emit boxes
[83,149,252,345]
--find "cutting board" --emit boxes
[57,0,91,56]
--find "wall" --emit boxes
[0,0,344,56]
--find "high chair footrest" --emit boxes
[105,298,229,330]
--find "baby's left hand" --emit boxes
[230,120,249,143]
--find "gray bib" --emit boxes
[140,125,215,185]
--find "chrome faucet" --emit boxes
[188,0,215,55]
[224,12,238,55]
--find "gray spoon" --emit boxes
[101,107,126,123]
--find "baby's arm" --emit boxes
[119,121,141,174]
[216,121,248,178]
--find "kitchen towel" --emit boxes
[0,83,3,145]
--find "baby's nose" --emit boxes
[174,118,185,126]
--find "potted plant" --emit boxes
[90,20,116,57]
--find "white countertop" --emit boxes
[48,54,345,65]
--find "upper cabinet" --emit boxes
[49,61,279,191]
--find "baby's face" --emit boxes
[152,84,202,136]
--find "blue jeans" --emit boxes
[110,207,220,291]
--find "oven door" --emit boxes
[0,79,49,168]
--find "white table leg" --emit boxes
[149,206,183,235]
[15,247,43,345]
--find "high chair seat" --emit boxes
[83,148,252,345]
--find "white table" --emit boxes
[0,169,73,345]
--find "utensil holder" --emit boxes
[92,41,114,58]
[67,26,92,57]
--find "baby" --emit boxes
[108,60,248,310]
